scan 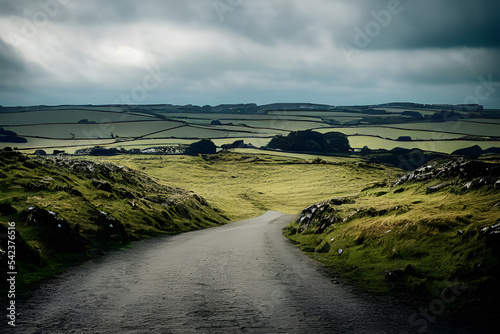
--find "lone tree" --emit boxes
[185,139,217,155]
[267,130,350,153]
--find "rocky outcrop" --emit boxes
[480,221,500,245]
[74,145,186,156]
[395,157,500,189]
[19,206,88,252]
[45,156,128,178]
[1,149,229,291]
[140,146,185,155]
[93,210,127,241]
[75,146,120,156]
[295,197,354,234]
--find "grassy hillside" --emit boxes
[0,149,228,289]
[284,156,500,316]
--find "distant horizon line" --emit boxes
[0,101,488,109]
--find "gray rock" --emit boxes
[19,206,87,252]
[316,241,331,253]
[480,221,500,244]
[395,157,500,188]
[94,210,127,241]
[426,183,448,194]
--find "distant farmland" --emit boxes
[1,104,499,154]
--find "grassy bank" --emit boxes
[284,157,500,316]
[0,150,228,289]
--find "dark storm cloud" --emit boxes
[0,36,45,104]
[209,2,318,47]
[339,0,500,50]
[395,0,500,49]
[0,38,23,71]
[0,37,27,87]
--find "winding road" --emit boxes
[10,212,490,333]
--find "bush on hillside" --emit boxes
[185,139,217,155]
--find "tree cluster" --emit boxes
[267,130,351,153]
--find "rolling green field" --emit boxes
[87,152,401,221]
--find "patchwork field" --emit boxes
[1,104,499,154]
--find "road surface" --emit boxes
[9,211,489,333]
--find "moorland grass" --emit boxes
[285,179,500,314]
[98,151,402,221]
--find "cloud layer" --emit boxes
[0,0,499,107]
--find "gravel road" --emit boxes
[8,211,490,333]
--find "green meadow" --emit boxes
[97,152,401,221]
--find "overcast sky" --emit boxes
[0,0,499,108]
